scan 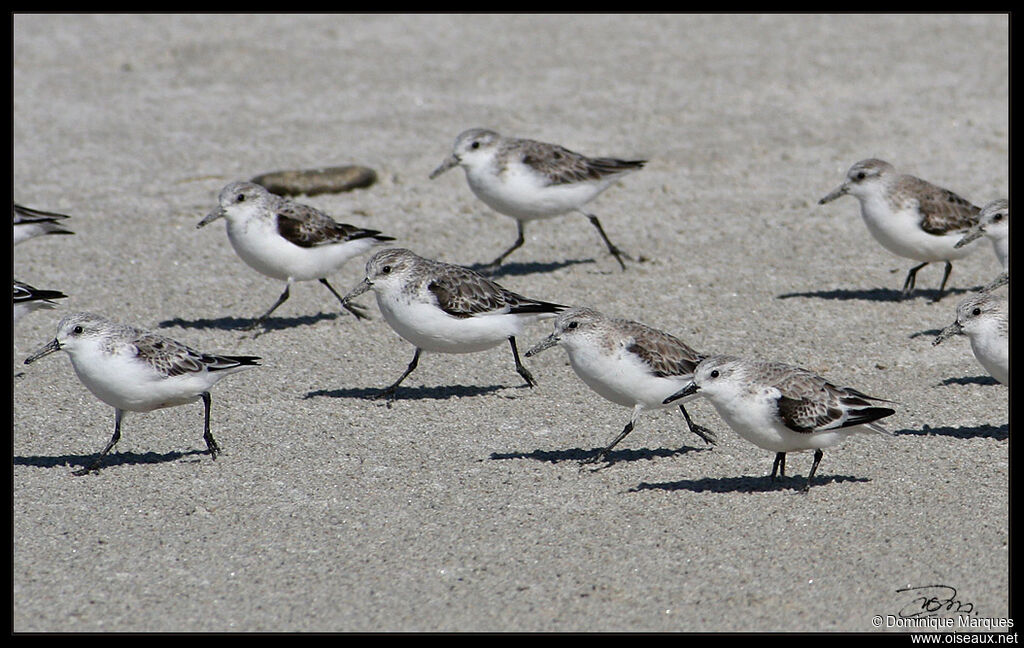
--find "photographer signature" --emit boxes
[896,585,977,618]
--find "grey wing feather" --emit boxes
[276,201,392,248]
[624,323,703,378]
[427,266,513,317]
[133,333,209,376]
[427,264,563,318]
[777,394,844,433]
[514,139,646,186]
[133,332,260,376]
[775,369,895,433]
[900,176,980,234]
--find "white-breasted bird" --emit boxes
[198,181,395,330]
[429,128,645,270]
[525,306,715,466]
[933,291,1009,385]
[819,159,982,301]
[665,355,895,491]
[341,248,565,399]
[24,312,261,475]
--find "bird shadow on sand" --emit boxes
[776,286,972,303]
[304,383,513,401]
[13,448,212,472]
[628,473,869,494]
[908,328,944,340]
[466,257,595,278]
[158,312,340,332]
[937,375,1001,387]
[489,444,711,466]
[894,423,1008,440]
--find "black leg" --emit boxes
[201,392,220,459]
[508,337,537,387]
[582,417,636,466]
[374,348,421,400]
[585,213,632,271]
[482,221,526,270]
[678,405,716,445]
[321,278,371,320]
[803,449,824,493]
[73,409,124,476]
[771,452,786,480]
[249,284,291,329]
[900,262,929,298]
[931,261,954,302]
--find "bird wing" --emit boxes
[775,369,894,433]
[427,265,563,318]
[132,332,260,377]
[513,138,646,186]
[899,176,980,234]
[623,322,702,378]
[275,200,391,248]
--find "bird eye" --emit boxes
[972,307,982,316]
[992,213,1003,222]
[566,321,578,330]
[72,325,83,335]
[710,370,720,378]
[470,141,480,150]
[236,193,246,203]
[855,172,866,180]
[381,265,392,274]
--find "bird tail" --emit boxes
[205,355,262,372]
[346,228,396,244]
[590,158,647,175]
[509,299,567,316]
[14,204,72,220]
[839,388,897,434]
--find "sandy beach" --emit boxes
[13,14,1009,632]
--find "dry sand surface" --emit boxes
[13,14,1009,632]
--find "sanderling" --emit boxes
[14,203,73,245]
[525,307,716,466]
[24,312,260,475]
[341,248,565,399]
[933,291,1008,385]
[429,128,645,270]
[14,280,67,323]
[819,159,982,301]
[664,355,895,491]
[956,198,1008,271]
[198,181,395,330]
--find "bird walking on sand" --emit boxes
[198,181,395,330]
[429,128,645,271]
[664,355,895,491]
[341,248,565,400]
[525,306,716,466]
[24,312,260,475]
[819,159,982,301]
